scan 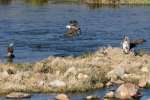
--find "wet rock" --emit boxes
[49,80,66,88]
[115,83,139,99]
[6,92,31,99]
[56,94,69,100]
[104,91,114,98]
[86,95,100,100]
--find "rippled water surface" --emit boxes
[0,1,150,63]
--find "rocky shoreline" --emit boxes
[0,47,150,98]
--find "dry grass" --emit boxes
[0,47,150,94]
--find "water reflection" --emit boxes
[49,0,81,4]
[25,0,48,6]
[0,0,120,9]
[0,0,12,5]
[86,4,120,9]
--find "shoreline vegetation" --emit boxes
[1,47,150,96]
[83,0,150,5]
[1,0,150,6]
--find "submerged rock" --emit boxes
[6,92,31,99]
[104,91,114,98]
[56,94,69,100]
[86,95,100,100]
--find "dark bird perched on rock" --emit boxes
[65,20,81,37]
[122,36,146,54]
[7,43,15,58]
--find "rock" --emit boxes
[49,80,66,88]
[106,66,125,80]
[112,80,124,85]
[77,73,88,80]
[6,92,31,99]
[138,80,147,88]
[56,94,69,100]
[0,71,9,81]
[115,83,139,99]
[37,80,45,87]
[114,67,125,78]
[106,70,117,81]
[86,95,100,100]
[94,83,104,88]
[122,74,141,82]
[141,67,149,73]
[104,91,114,98]
[106,81,113,87]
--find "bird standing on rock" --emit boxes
[122,36,130,54]
[7,43,15,58]
[122,36,146,54]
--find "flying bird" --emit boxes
[65,20,81,37]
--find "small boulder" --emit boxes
[1,71,9,79]
[115,83,139,99]
[86,95,100,100]
[104,91,114,98]
[94,83,104,88]
[112,79,124,85]
[138,79,147,88]
[56,94,69,100]
[106,82,113,87]
[77,73,88,80]
[6,92,31,99]
[49,80,66,88]
[141,67,149,73]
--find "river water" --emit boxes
[0,88,150,100]
[0,0,150,100]
[0,0,150,63]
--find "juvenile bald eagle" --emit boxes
[65,20,80,36]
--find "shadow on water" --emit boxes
[24,0,48,6]
[85,3,120,9]
[0,0,12,5]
